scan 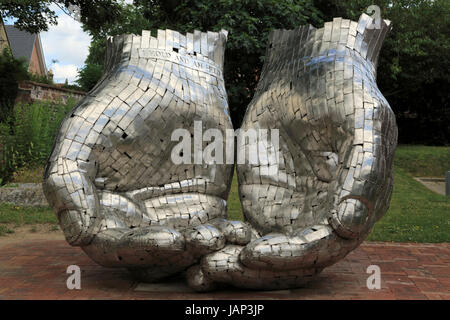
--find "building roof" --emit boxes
[0,17,11,49]
[4,25,36,61]
[4,25,47,75]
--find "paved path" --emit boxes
[0,240,448,300]
[414,177,446,195]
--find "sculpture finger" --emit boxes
[183,224,226,257]
[57,209,93,245]
[44,159,101,246]
[209,218,255,245]
[331,104,397,239]
[82,226,193,268]
[99,190,145,228]
[188,245,320,291]
[238,225,360,271]
[186,264,218,292]
[329,197,371,239]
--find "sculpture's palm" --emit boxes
[189,14,398,290]
[43,29,250,281]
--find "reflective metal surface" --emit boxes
[43,13,398,291]
[42,29,250,282]
[188,14,398,290]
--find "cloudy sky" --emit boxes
[7,1,134,84]
[40,4,91,84]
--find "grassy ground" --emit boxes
[9,166,45,184]
[0,166,54,236]
[228,168,243,221]
[393,145,450,177]
[367,167,449,242]
[0,203,56,236]
[366,145,449,242]
[0,225,15,236]
[0,145,448,241]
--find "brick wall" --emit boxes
[16,81,86,105]
[28,37,46,76]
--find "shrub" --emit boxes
[29,72,53,85]
[0,47,29,123]
[0,99,75,184]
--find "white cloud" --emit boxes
[40,5,91,84]
[52,63,79,84]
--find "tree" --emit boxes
[0,0,122,34]
[0,48,29,123]
[76,61,104,91]
[316,0,450,144]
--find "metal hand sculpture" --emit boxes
[188,14,398,291]
[43,29,251,282]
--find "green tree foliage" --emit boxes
[29,72,54,85]
[0,48,29,123]
[382,0,449,145]
[75,3,153,91]
[0,0,122,34]
[317,0,450,144]
[76,61,104,92]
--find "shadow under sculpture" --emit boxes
[43,29,252,282]
[187,13,398,291]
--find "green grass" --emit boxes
[367,167,449,242]
[0,225,14,236]
[393,145,450,177]
[367,145,449,242]
[0,203,56,226]
[0,183,19,188]
[9,166,45,184]
[228,168,243,221]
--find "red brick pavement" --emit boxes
[0,240,448,300]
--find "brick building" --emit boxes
[4,25,47,76]
[0,17,10,52]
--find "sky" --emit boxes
[40,4,91,84]
[6,1,134,84]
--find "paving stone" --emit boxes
[0,240,448,299]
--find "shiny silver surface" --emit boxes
[43,29,249,281]
[44,13,397,291]
[188,14,398,291]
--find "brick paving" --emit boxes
[0,240,448,300]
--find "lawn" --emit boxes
[367,145,449,242]
[0,203,56,236]
[393,145,450,177]
[0,203,57,225]
[367,167,449,242]
[1,145,448,242]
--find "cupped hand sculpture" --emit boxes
[188,14,398,291]
[43,29,251,282]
